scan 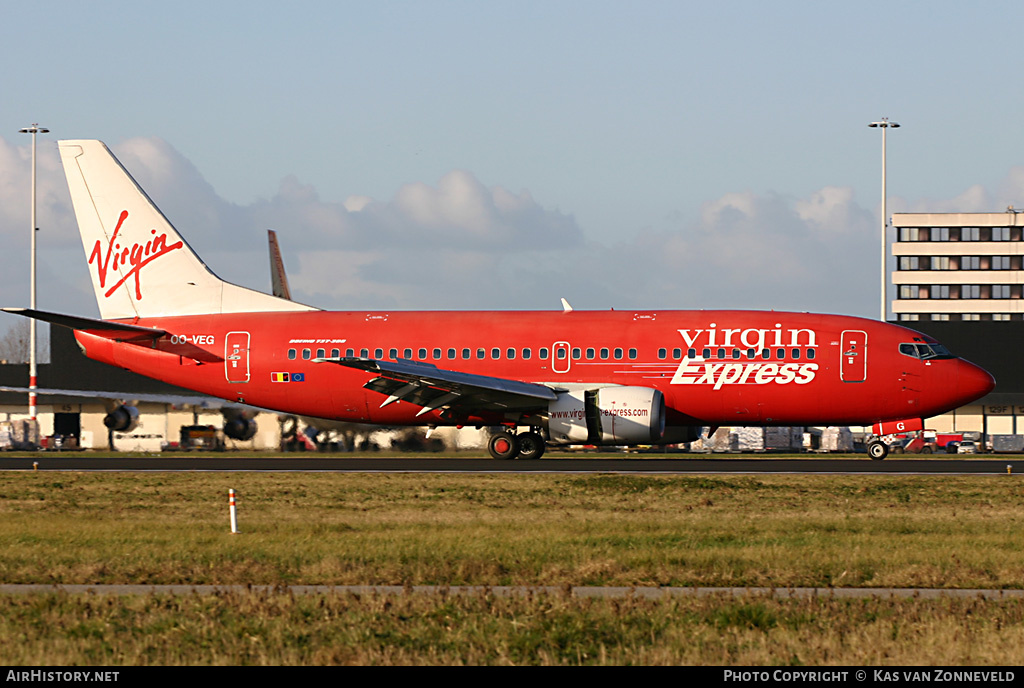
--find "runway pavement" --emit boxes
[0,454,1019,474]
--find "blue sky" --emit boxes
[3,1,1024,325]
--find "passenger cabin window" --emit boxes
[448,348,456,359]
[492,348,500,359]
[462,348,470,359]
[614,348,623,360]
[586,348,595,359]
[658,348,667,360]
[556,348,566,359]
[434,348,442,359]
[522,348,532,359]
[288,349,296,360]
[302,348,312,360]
[331,348,340,358]
[628,348,637,360]
[572,348,581,359]
[403,348,413,359]
[540,348,549,360]
[600,348,609,359]
[361,348,369,358]
[418,348,427,359]
[477,348,485,359]
[316,348,326,359]
[673,348,682,359]
[507,348,516,359]
[375,348,383,359]
[389,348,398,360]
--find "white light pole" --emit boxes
[869,118,899,322]
[18,124,49,421]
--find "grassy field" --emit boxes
[0,470,1022,664]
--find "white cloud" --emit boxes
[1,134,1021,327]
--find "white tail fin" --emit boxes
[58,140,316,320]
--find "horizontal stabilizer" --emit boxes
[2,307,166,341]
[0,385,262,412]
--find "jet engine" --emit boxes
[547,387,666,445]
[103,404,140,433]
[222,409,258,441]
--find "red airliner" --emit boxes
[3,140,995,460]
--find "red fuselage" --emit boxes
[74,309,994,431]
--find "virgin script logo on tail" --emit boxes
[88,210,184,300]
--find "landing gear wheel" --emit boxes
[488,432,520,460]
[516,432,547,460]
[868,441,889,460]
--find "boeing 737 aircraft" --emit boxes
[2,140,995,459]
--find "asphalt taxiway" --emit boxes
[0,455,1018,474]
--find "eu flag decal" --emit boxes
[291,373,306,382]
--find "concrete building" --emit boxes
[889,211,1024,441]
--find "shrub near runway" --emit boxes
[0,472,1021,589]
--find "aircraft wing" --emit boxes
[315,357,559,416]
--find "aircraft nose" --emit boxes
[955,359,995,405]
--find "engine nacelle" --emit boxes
[103,405,140,433]
[547,386,666,445]
[222,410,258,441]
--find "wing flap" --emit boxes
[316,357,558,413]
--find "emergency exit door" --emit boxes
[840,330,867,383]
[225,331,251,383]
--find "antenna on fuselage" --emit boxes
[560,298,573,313]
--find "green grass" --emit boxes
[0,472,1021,588]
[1,471,1023,664]
[1,592,1022,665]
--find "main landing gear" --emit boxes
[487,430,547,460]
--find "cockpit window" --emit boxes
[899,342,954,360]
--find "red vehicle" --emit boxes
[3,140,995,460]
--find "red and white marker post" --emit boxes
[229,489,239,534]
